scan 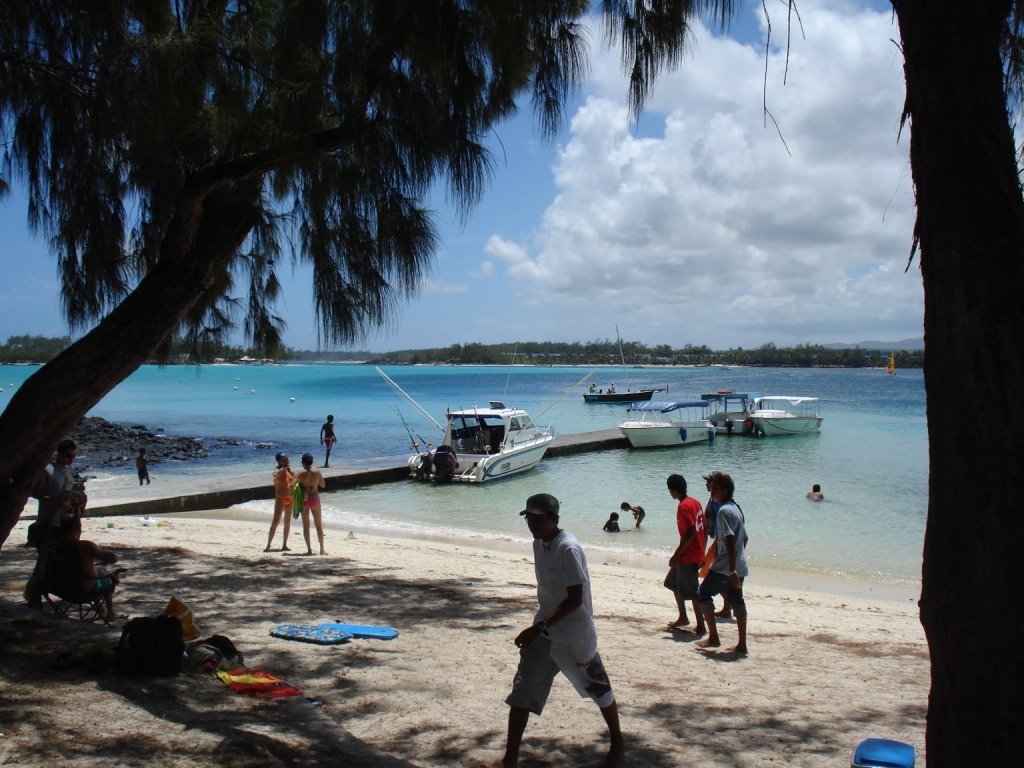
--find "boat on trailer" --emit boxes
[700,390,757,435]
[748,396,823,436]
[618,400,716,448]
[409,401,554,483]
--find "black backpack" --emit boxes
[115,615,185,676]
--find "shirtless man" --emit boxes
[319,415,337,468]
[806,483,824,501]
[265,453,295,552]
[296,453,327,555]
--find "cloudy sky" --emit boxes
[0,0,919,352]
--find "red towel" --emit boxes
[216,668,303,699]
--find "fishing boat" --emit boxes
[377,368,556,484]
[886,352,897,375]
[748,396,823,436]
[700,390,757,435]
[407,402,554,483]
[618,400,715,448]
[584,326,666,403]
[584,384,666,403]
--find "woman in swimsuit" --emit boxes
[297,453,327,555]
[265,453,296,552]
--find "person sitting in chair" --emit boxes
[45,516,122,621]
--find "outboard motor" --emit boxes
[431,445,458,483]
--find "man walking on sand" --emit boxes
[664,474,706,634]
[696,473,749,654]
[498,493,625,767]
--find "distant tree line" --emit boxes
[369,340,924,368]
[0,335,73,363]
[1,335,923,369]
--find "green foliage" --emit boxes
[0,335,72,363]
[0,1,742,357]
[369,340,923,368]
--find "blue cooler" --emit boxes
[851,738,915,768]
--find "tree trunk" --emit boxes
[0,182,260,548]
[895,1,1024,763]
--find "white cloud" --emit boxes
[487,1,921,347]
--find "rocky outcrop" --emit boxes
[66,417,215,470]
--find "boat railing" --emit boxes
[507,425,554,448]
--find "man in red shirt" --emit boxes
[664,474,707,634]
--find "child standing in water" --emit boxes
[320,415,337,468]
[620,501,645,527]
[135,448,150,485]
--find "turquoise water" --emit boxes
[0,363,927,585]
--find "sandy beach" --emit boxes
[0,503,928,767]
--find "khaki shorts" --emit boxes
[505,635,615,714]
[664,562,700,600]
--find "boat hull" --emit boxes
[584,389,657,403]
[618,422,715,448]
[708,414,756,435]
[749,415,822,436]
[410,435,553,483]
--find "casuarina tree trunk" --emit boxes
[894,1,1024,763]
[0,182,261,548]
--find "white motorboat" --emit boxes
[748,396,823,436]
[700,390,757,435]
[618,400,715,448]
[409,401,554,483]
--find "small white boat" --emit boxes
[700,391,757,435]
[748,396,823,436]
[618,400,715,448]
[409,401,554,483]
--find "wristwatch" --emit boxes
[534,619,548,631]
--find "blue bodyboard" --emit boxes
[322,622,399,640]
[270,624,353,645]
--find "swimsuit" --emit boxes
[276,496,293,506]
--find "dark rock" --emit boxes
[66,417,211,471]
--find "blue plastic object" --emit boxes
[851,738,915,768]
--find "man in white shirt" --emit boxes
[498,493,624,767]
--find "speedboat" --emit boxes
[748,396,823,436]
[409,401,554,483]
[700,390,757,435]
[618,400,715,448]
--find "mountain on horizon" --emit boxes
[822,338,924,351]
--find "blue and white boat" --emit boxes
[618,400,715,448]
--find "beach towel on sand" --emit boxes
[270,623,353,645]
[216,668,303,698]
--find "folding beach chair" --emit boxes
[37,543,122,626]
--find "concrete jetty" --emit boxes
[80,428,628,518]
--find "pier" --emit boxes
[75,429,629,518]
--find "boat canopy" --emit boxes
[627,400,709,412]
[753,396,819,407]
[700,392,752,401]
